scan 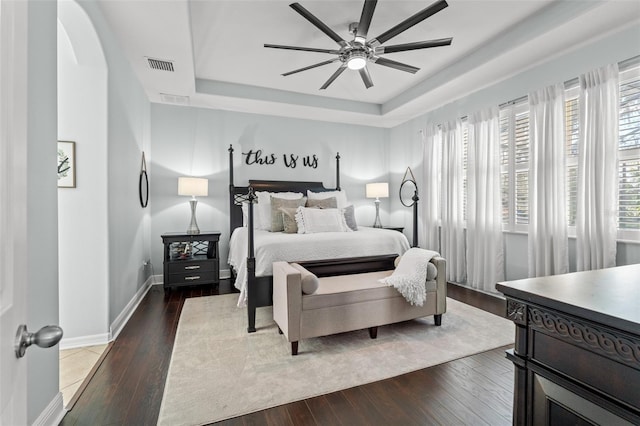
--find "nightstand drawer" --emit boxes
[167,270,218,285]
[168,260,214,274]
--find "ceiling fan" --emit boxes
[264,0,452,90]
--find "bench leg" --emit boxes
[368,326,378,339]
[434,314,442,326]
[291,341,298,356]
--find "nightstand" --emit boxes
[383,226,404,233]
[161,232,220,290]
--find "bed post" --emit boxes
[246,187,257,333]
[412,190,419,248]
[335,152,341,190]
[229,144,235,235]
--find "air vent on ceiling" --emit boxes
[147,57,174,72]
[160,93,190,105]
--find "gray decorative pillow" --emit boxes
[342,204,358,231]
[306,197,337,209]
[270,196,306,232]
[279,207,299,233]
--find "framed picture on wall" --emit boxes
[57,141,76,188]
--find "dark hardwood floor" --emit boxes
[61,280,514,425]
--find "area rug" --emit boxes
[158,294,514,426]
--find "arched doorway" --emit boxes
[57,0,109,407]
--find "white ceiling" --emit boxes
[97,0,640,127]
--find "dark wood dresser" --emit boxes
[496,264,640,425]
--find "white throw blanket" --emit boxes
[379,247,440,306]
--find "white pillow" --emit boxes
[255,191,303,231]
[295,207,351,234]
[307,190,348,209]
[241,203,260,229]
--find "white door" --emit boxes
[0,1,29,424]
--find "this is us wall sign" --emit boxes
[242,149,318,169]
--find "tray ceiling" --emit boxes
[96,0,640,127]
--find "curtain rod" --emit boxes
[501,55,640,107]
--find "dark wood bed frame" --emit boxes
[228,145,416,332]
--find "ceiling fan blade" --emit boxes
[369,0,448,47]
[372,56,419,74]
[282,58,339,76]
[264,44,340,54]
[359,67,373,89]
[320,64,347,90]
[356,0,378,42]
[376,38,452,54]
[290,3,348,47]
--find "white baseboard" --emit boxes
[221,268,231,279]
[32,392,65,426]
[59,276,155,350]
[59,332,110,351]
[109,275,154,341]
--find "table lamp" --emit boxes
[178,177,208,235]
[366,182,389,228]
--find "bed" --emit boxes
[228,145,411,332]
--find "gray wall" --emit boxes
[26,1,59,423]
[78,2,152,327]
[388,24,640,282]
[149,104,389,274]
[58,0,110,345]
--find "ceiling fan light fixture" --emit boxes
[347,51,367,70]
[267,0,452,90]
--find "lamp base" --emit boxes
[373,198,382,228]
[186,198,200,235]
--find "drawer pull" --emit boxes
[185,276,200,281]
[184,265,200,270]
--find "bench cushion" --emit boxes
[303,270,437,310]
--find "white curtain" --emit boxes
[420,125,441,251]
[440,120,466,282]
[467,108,504,292]
[577,64,619,271]
[528,84,569,277]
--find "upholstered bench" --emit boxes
[272,254,446,355]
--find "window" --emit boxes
[462,123,468,221]
[564,66,640,239]
[500,102,529,232]
[618,66,640,238]
[497,63,640,241]
[565,89,579,229]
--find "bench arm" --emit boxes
[431,256,447,314]
[272,261,303,342]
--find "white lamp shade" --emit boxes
[178,177,208,197]
[366,182,389,199]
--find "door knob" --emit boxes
[15,324,63,358]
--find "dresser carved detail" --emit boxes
[506,299,526,325]
[529,306,640,368]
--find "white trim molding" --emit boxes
[109,275,154,341]
[59,333,110,351]
[32,392,65,426]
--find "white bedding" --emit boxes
[228,227,411,306]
